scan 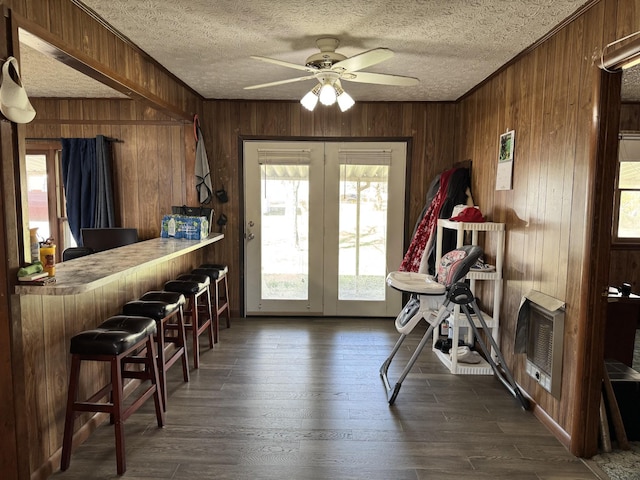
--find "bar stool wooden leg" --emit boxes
[200,287,214,347]
[205,285,219,344]
[175,306,190,383]
[186,288,213,368]
[217,273,231,328]
[155,320,168,409]
[147,336,164,427]
[189,293,201,369]
[112,352,126,474]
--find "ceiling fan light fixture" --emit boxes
[300,84,321,111]
[335,84,355,112]
[319,83,337,106]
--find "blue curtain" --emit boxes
[94,136,115,227]
[61,136,115,245]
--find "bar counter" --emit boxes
[15,234,224,296]
[14,234,223,479]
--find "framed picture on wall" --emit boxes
[496,130,515,190]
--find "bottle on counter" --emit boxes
[29,227,39,263]
[39,238,56,277]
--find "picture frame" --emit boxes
[496,130,515,190]
[499,130,515,163]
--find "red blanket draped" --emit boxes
[399,168,454,272]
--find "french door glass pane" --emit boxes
[261,164,309,300]
[338,164,389,300]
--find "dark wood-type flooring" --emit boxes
[53,317,607,479]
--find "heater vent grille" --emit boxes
[531,320,553,375]
[524,301,564,398]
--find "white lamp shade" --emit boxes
[319,84,337,105]
[300,89,319,111]
[337,90,355,112]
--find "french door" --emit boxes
[243,140,406,316]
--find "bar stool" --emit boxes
[196,263,231,329]
[122,291,189,410]
[164,273,214,368]
[61,315,164,475]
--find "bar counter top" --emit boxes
[15,234,224,296]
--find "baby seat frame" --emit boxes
[380,245,529,409]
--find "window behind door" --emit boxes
[614,136,640,243]
[25,141,74,261]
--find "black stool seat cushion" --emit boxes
[140,291,186,306]
[177,273,210,285]
[123,301,177,319]
[123,291,186,319]
[164,280,204,295]
[199,264,228,276]
[70,315,156,356]
[192,267,227,280]
[164,274,210,295]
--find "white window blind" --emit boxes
[257,149,311,165]
[619,134,640,161]
[339,148,392,165]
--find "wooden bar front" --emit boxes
[13,235,223,479]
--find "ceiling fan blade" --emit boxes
[332,48,394,73]
[244,75,317,90]
[343,71,419,86]
[250,55,316,73]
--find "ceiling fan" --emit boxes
[244,37,419,111]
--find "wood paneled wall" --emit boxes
[200,100,457,314]
[26,98,198,240]
[453,0,635,457]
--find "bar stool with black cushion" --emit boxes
[122,291,189,410]
[61,315,164,476]
[164,273,214,369]
[196,263,231,330]
[191,266,225,343]
[62,246,95,261]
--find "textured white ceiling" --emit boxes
[19,43,127,98]
[622,65,640,102]
[16,0,640,103]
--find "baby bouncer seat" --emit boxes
[380,245,529,409]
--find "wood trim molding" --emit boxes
[570,68,622,458]
[533,402,572,450]
[30,118,185,126]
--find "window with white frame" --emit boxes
[614,135,640,242]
